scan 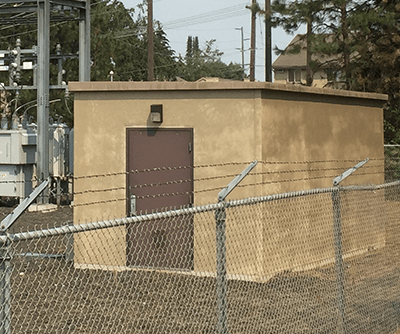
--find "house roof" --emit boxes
[272,34,340,70]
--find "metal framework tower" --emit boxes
[0,0,90,204]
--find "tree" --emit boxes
[0,0,179,126]
[272,0,400,143]
[178,38,244,81]
[348,0,400,143]
[186,36,193,59]
[272,0,330,86]
[193,37,200,56]
[272,0,326,86]
[272,0,378,88]
[153,27,179,80]
[318,0,366,89]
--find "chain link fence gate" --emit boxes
[0,164,400,333]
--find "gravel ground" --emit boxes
[0,204,399,333]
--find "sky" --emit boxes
[121,0,305,81]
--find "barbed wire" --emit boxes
[259,158,384,165]
[72,159,385,181]
[0,180,31,184]
[136,191,191,200]
[251,163,384,176]
[71,197,127,208]
[72,163,241,180]
[128,162,250,174]
[70,168,387,208]
[71,163,385,195]
[131,179,192,189]
[73,171,128,180]
[0,162,387,190]
[236,170,386,189]
[73,186,126,196]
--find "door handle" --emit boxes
[130,194,137,216]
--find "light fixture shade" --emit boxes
[150,104,163,123]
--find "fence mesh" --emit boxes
[385,145,400,183]
[0,176,399,333]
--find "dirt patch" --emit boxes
[0,205,73,233]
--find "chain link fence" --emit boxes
[385,145,400,183]
[0,159,399,333]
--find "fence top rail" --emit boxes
[1,180,399,244]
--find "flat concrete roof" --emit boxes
[68,81,388,101]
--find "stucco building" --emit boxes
[69,81,387,277]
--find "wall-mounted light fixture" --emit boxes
[150,104,163,123]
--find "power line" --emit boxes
[162,4,248,30]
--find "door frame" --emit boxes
[125,127,194,215]
[125,127,194,270]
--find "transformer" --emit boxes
[0,117,72,202]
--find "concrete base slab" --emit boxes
[28,204,58,213]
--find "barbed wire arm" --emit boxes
[218,160,258,201]
[0,177,50,231]
[333,158,369,186]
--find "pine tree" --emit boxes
[272,0,325,86]
[193,37,200,56]
[186,36,193,59]
[349,0,400,143]
[274,0,400,143]
[180,38,244,81]
[317,0,360,89]
[272,0,376,88]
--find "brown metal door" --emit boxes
[126,128,193,270]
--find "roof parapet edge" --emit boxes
[68,81,388,101]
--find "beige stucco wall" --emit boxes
[70,81,387,277]
[261,89,384,193]
[72,84,265,270]
[260,89,385,274]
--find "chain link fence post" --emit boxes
[216,203,227,334]
[216,160,258,333]
[331,186,346,334]
[331,158,369,333]
[0,238,11,334]
[0,178,50,334]
[65,221,74,263]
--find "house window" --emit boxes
[326,69,341,82]
[326,69,334,81]
[274,70,286,81]
[288,69,301,83]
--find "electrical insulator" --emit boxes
[64,86,70,100]
[15,38,21,83]
[10,39,22,84]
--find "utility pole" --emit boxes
[147,0,155,81]
[235,27,245,78]
[265,0,272,82]
[79,0,91,82]
[250,0,256,81]
[37,0,50,204]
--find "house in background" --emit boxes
[272,34,341,88]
